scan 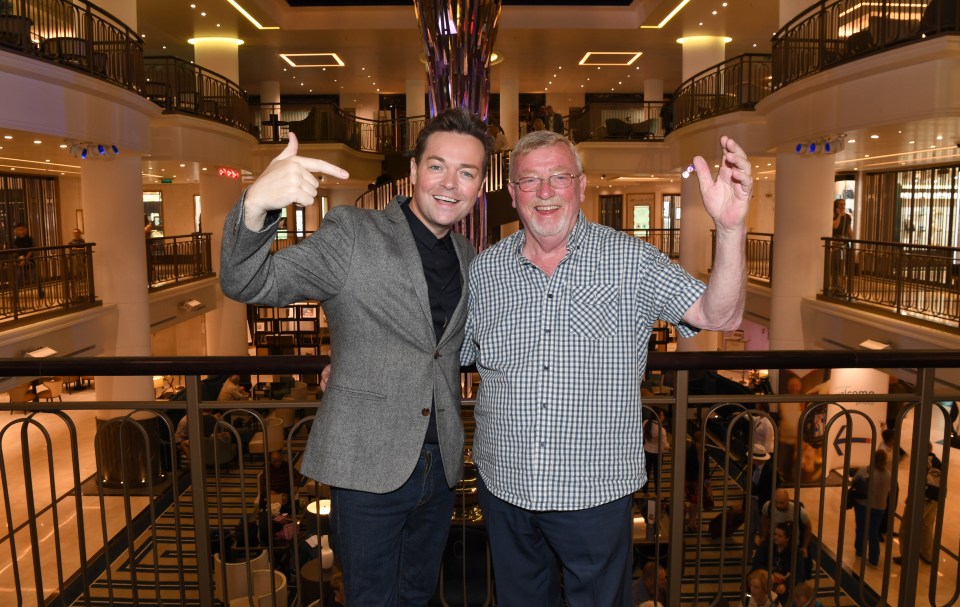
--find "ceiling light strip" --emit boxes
[226,0,279,30]
[641,0,691,29]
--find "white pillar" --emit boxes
[192,39,240,81]
[201,173,249,356]
[779,0,819,27]
[499,78,519,147]
[643,79,664,102]
[769,150,835,349]
[676,174,719,352]
[81,155,154,401]
[680,36,728,81]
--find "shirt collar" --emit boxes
[512,211,589,261]
[401,198,452,251]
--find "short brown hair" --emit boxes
[414,107,494,174]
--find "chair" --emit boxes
[35,377,64,402]
[7,382,36,402]
[213,549,270,603]
[61,376,80,394]
[227,569,287,607]
[630,118,658,139]
[248,416,285,455]
[604,118,632,138]
[203,433,238,468]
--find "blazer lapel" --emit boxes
[385,199,435,336]
[437,234,474,348]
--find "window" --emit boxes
[143,191,163,237]
[599,195,623,229]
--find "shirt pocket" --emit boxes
[568,283,619,340]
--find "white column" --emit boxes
[676,175,719,352]
[93,0,136,28]
[769,150,835,349]
[81,155,154,401]
[192,38,240,81]
[643,79,664,102]
[779,0,819,27]
[200,173,248,356]
[499,78,519,147]
[680,36,728,81]
[406,78,426,145]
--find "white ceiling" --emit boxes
[135,0,781,98]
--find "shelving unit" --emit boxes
[249,302,328,356]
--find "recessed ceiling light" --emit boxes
[200,12,206,16]
[179,163,185,167]
[936,135,943,140]
[712,10,717,15]
[847,139,856,143]
[870,134,879,139]
[59,144,68,148]
[909,140,915,144]
[33,140,41,144]
[578,52,642,66]
[188,37,243,45]
[3,135,11,139]
[280,53,345,68]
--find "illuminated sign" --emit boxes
[218,167,241,180]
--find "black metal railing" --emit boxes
[772,0,958,91]
[623,228,680,259]
[146,233,214,291]
[252,103,427,153]
[711,230,774,284]
[0,243,97,323]
[355,151,510,211]
[271,230,316,253]
[0,351,957,606]
[823,237,960,326]
[0,0,143,91]
[567,102,668,143]
[143,56,251,131]
[673,54,772,130]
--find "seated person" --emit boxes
[259,450,302,511]
[217,374,249,401]
[631,561,667,606]
[174,412,221,461]
[752,522,809,604]
[747,569,777,607]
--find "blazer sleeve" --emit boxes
[220,195,356,306]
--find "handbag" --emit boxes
[845,471,869,509]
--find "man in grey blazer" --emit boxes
[220,108,493,605]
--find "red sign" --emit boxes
[218,166,240,180]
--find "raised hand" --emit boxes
[691,136,752,232]
[243,132,350,230]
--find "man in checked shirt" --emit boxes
[461,129,752,606]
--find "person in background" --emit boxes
[12,222,43,299]
[852,449,892,567]
[544,105,564,134]
[832,198,852,239]
[631,561,667,607]
[217,374,249,401]
[761,489,812,572]
[68,229,86,251]
[790,581,824,607]
[462,130,752,605]
[487,122,509,152]
[751,521,809,603]
[643,407,670,492]
[219,108,492,605]
[829,198,852,295]
[895,442,942,565]
[747,568,777,607]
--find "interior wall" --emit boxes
[58,175,82,241]
[151,315,207,356]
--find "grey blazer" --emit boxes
[220,196,475,493]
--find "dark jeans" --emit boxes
[854,504,884,565]
[330,444,455,606]
[477,475,633,607]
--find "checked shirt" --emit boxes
[461,213,706,511]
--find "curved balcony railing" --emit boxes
[252,103,428,153]
[0,243,98,324]
[0,351,957,606]
[622,228,680,259]
[567,102,668,142]
[146,233,214,291]
[143,57,251,131]
[673,54,772,130]
[272,230,316,253]
[712,230,774,284]
[355,151,511,211]
[823,237,960,326]
[772,0,959,91]
[0,0,144,91]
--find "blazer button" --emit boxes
[421,408,430,416]
[434,351,441,359]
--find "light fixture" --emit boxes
[188,37,244,46]
[25,346,57,358]
[279,53,345,68]
[859,339,891,350]
[578,52,642,66]
[179,299,205,312]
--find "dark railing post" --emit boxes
[186,375,215,607]
[895,247,904,314]
[667,369,689,607]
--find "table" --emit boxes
[299,557,332,605]
[260,113,289,143]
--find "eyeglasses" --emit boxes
[513,173,581,192]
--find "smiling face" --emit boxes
[508,142,586,249]
[408,131,487,238]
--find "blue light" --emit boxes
[111,145,119,155]
[97,144,105,155]
[809,142,817,153]
[80,148,87,159]
[824,142,831,153]
[795,143,802,153]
